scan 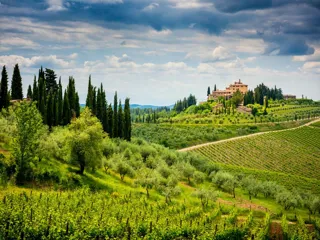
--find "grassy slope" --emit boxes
[190,126,320,194]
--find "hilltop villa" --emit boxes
[208,79,248,100]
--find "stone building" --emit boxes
[283,94,296,100]
[208,79,248,100]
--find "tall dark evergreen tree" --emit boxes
[107,104,113,137]
[32,75,38,104]
[53,93,59,126]
[66,77,80,118]
[118,100,124,138]
[112,92,118,138]
[0,66,9,110]
[38,76,46,120]
[92,87,97,116]
[214,84,217,91]
[46,91,54,128]
[207,86,211,96]
[11,64,23,100]
[101,86,108,132]
[62,90,70,125]
[96,88,102,120]
[86,75,93,110]
[27,85,32,99]
[75,92,80,117]
[44,68,57,93]
[124,98,131,141]
[57,78,63,124]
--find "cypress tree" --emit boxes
[118,100,124,138]
[32,75,38,104]
[112,92,118,138]
[44,68,57,93]
[124,98,131,141]
[75,92,80,117]
[27,85,32,99]
[107,104,113,137]
[102,97,108,132]
[39,66,45,81]
[67,77,76,116]
[38,76,46,121]
[46,91,54,128]
[96,87,102,120]
[62,90,70,125]
[11,64,23,100]
[57,78,63,124]
[53,93,59,126]
[207,86,211,96]
[0,66,9,110]
[214,84,217,91]
[92,87,97,115]
[86,75,93,109]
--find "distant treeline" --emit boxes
[173,94,197,113]
[244,84,283,106]
[0,64,131,140]
[131,106,171,123]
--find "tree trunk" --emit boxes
[146,188,149,198]
[79,163,85,175]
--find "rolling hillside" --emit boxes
[187,124,320,194]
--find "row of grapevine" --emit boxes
[192,126,320,181]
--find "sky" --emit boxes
[0,0,319,105]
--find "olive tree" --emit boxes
[276,191,300,210]
[68,107,105,174]
[213,171,238,198]
[192,188,219,208]
[115,160,135,181]
[241,176,263,200]
[135,168,159,197]
[12,101,45,184]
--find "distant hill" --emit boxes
[80,103,173,109]
[130,104,174,109]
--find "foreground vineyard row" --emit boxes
[1,190,319,239]
[190,126,320,182]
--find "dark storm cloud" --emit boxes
[1,0,319,56]
[214,0,320,13]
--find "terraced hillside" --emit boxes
[190,126,320,189]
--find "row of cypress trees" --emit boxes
[28,67,80,127]
[0,64,23,111]
[85,76,131,141]
[0,64,131,141]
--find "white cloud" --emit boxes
[302,62,320,69]
[68,53,78,59]
[169,0,213,9]
[148,29,172,37]
[143,3,159,11]
[46,0,67,11]
[0,55,73,68]
[77,0,123,3]
[0,37,38,49]
[209,46,235,62]
[187,46,236,62]
[293,49,320,62]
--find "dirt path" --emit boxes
[178,117,320,152]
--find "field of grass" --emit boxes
[190,126,320,193]
[132,119,313,149]
[311,121,320,128]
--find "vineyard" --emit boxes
[0,189,318,239]
[190,126,320,185]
